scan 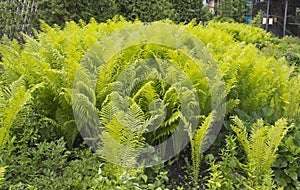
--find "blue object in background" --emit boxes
[246,15,252,24]
[246,0,253,24]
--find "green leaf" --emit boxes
[289,172,298,181]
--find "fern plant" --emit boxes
[97,96,147,168]
[189,111,216,182]
[1,17,299,188]
[231,116,292,189]
[0,76,33,149]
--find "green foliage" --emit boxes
[71,19,223,168]
[0,76,34,149]
[0,0,213,41]
[97,99,146,168]
[206,135,247,189]
[0,131,167,190]
[36,0,118,27]
[214,0,249,23]
[185,21,299,126]
[263,36,300,72]
[231,116,291,189]
[94,162,169,190]
[1,17,300,189]
[0,0,38,41]
[190,111,216,182]
[206,117,291,190]
[117,0,175,22]
[250,10,263,28]
[0,165,5,185]
[0,18,123,148]
[170,0,209,23]
[273,124,300,189]
[206,21,274,48]
[1,136,99,189]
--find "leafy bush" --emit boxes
[36,0,118,27]
[116,0,175,22]
[264,36,300,72]
[170,0,210,23]
[0,133,167,190]
[0,0,212,41]
[206,21,275,48]
[214,0,249,23]
[273,124,300,189]
[0,0,38,41]
[206,135,246,189]
[0,136,100,189]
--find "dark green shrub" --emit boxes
[116,0,175,22]
[0,0,214,42]
[0,0,38,41]
[36,0,118,27]
[170,0,207,23]
[214,0,249,23]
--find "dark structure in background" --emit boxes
[253,0,300,37]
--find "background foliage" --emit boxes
[214,0,250,23]
[0,0,213,41]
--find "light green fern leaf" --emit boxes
[191,111,216,182]
[0,165,5,185]
[230,116,250,156]
[0,77,33,149]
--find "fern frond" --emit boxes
[125,101,146,132]
[98,94,147,167]
[98,131,143,168]
[264,119,291,169]
[160,111,180,128]
[0,77,32,149]
[162,86,180,111]
[0,165,5,185]
[62,120,78,149]
[100,102,120,126]
[230,116,250,156]
[191,111,216,182]
[225,99,240,114]
[248,126,269,171]
[72,92,101,141]
[152,124,178,143]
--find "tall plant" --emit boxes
[0,76,34,149]
[231,116,292,188]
